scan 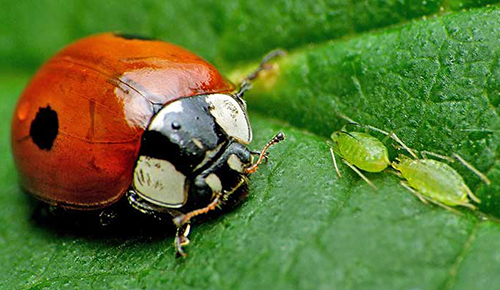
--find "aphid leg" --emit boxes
[342,159,377,190]
[453,153,491,185]
[420,194,465,214]
[463,185,481,204]
[175,223,191,258]
[329,147,342,178]
[400,182,463,215]
[235,49,286,99]
[457,200,477,210]
[245,132,285,174]
[399,182,428,204]
[386,168,403,178]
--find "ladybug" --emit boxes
[11,33,285,257]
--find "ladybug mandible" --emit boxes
[11,33,284,257]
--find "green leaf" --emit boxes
[3,0,500,71]
[2,2,500,290]
[243,7,500,217]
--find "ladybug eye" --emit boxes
[171,121,181,130]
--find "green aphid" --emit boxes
[329,114,491,212]
[392,151,490,212]
[331,131,390,172]
[330,131,389,189]
[329,114,407,189]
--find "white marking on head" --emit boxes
[133,156,186,208]
[227,154,244,173]
[192,138,204,149]
[205,173,223,193]
[193,143,225,172]
[205,94,252,143]
[148,100,184,131]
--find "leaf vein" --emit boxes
[441,220,481,290]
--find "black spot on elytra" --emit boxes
[114,33,156,41]
[30,106,58,150]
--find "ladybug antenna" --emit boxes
[236,49,286,99]
[245,49,286,82]
[246,132,285,174]
[235,81,252,100]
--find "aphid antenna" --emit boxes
[453,153,491,185]
[387,132,419,159]
[340,130,359,140]
[337,115,386,137]
[342,159,377,190]
[420,150,454,162]
[366,125,390,137]
[337,113,390,136]
[336,113,419,157]
[336,113,359,126]
[329,148,342,178]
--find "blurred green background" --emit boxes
[2,1,500,289]
[4,0,496,73]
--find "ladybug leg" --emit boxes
[172,178,248,257]
[173,178,248,227]
[172,192,224,257]
[173,192,224,229]
[235,49,286,99]
[175,223,191,258]
[245,131,285,174]
[99,209,118,227]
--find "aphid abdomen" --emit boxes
[336,132,389,172]
[396,158,469,206]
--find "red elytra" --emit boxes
[11,33,235,210]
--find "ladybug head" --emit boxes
[131,93,253,210]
